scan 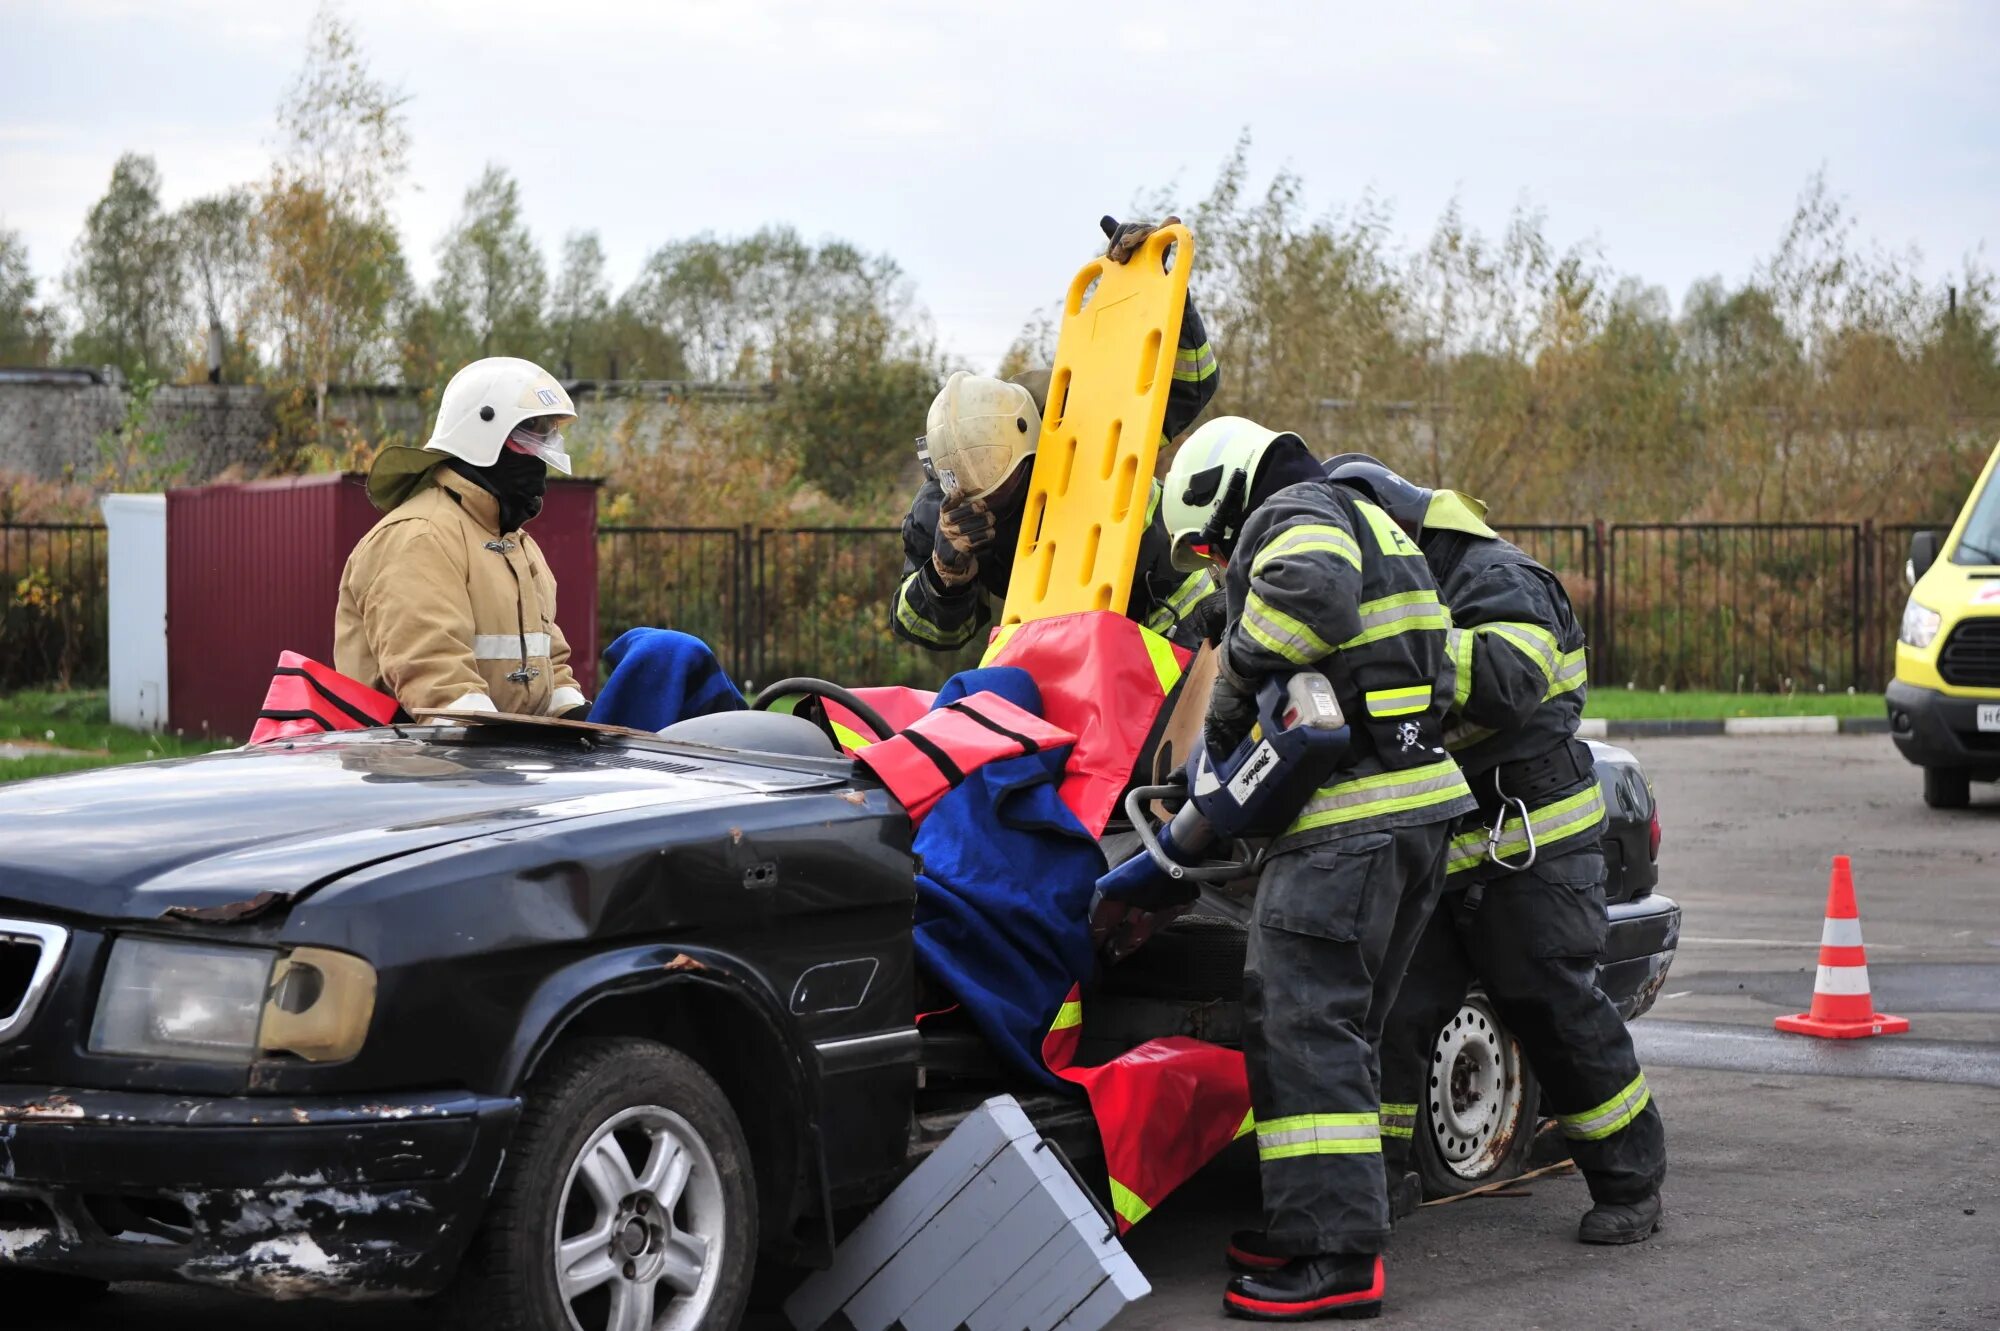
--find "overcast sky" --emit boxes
[3,0,1996,371]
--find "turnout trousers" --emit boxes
[1244,821,1452,1256]
[1378,840,1667,1204]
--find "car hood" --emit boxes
[0,731,844,924]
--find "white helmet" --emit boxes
[425,356,576,475]
[1162,416,1304,569]
[921,371,1040,501]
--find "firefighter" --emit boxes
[1162,419,1475,1321]
[1325,454,1667,1246]
[336,356,590,720]
[891,216,1224,653]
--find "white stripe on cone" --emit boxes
[1815,964,1872,996]
[1819,917,1864,948]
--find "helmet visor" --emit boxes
[504,418,573,475]
[1170,531,1220,573]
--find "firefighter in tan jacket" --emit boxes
[336,356,590,719]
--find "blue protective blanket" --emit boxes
[910,668,1102,1087]
[592,628,745,731]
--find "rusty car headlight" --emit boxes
[90,938,376,1065]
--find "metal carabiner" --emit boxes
[1485,775,1538,872]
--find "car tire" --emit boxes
[446,1037,757,1331]
[1412,992,1541,1200]
[1923,766,1972,809]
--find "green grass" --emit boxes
[1582,689,1884,722]
[0,689,230,784]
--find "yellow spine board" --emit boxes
[998,225,1193,627]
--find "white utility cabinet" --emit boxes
[100,493,168,732]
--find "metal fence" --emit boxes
[1,519,1956,695]
[1,523,108,690]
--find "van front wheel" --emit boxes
[1923,766,1972,810]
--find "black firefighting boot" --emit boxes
[1224,1254,1384,1321]
[1577,1192,1662,1245]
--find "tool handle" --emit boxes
[1121,784,1260,883]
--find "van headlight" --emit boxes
[90,939,376,1064]
[1899,597,1943,649]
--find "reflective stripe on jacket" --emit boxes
[335,467,585,718]
[892,294,1222,652]
[1221,480,1475,849]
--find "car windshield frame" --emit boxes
[1951,468,2000,567]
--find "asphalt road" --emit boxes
[14,734,2000,1329]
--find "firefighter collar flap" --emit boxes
[1424,489,1497,539]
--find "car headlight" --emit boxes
[1899,597,1943,649]
[90,938,377,1065]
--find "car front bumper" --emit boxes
[1885,679,2000,780]
[0,1084,517,1300]
[1601,892,1680,1021]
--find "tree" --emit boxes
[176,188,262,381]
[434,165,547,363]
[0,227,56,366]
[548,230,611,378]
[258,6,411,434]
[64,153,185,378]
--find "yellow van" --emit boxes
[1888,439,2000,807]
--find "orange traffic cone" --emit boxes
[1775,856,1909,1040]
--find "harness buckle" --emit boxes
[1485,772,1538,872]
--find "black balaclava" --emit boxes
[448,451,548,533]
[1244,437,1325,515]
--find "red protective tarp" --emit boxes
[985,612,1188,836]
[823,687,936,754]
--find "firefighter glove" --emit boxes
[1101,214,1182,265]
[1203,666,1258,759]
[1185,590,1229,646]
[932,497,995,587]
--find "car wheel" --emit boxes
[1923,766,1972,809]
[1412,992,1540,1200]
[447,1037,757,1331]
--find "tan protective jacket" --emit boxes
[335,467,586,717]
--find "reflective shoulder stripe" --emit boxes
[895,570,969,647]
[1557,1073,1650,1141]
[1475,620,1560,684]
[1256,1111,1381,1160]
[1288,758,1471,835]
[1447,627,1475,710]
[1355,499,1423,557]
[1173,340,1219,383]
[1445,783,1608,876]
[1340,590,1450,649]
[1109,1177,1153,1227]
[1252,523,1361,574]
[1243,593,1336,665]
[1364,684,1433,719]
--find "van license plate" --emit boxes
[1979,705,2000,732]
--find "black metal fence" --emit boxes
[1,519,1954,695]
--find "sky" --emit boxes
[3,0,1997,372]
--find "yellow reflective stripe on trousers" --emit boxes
[1109,1177,1153,1226]
[1243,593,1336,665]
[1340,590,1450,649]
[1379,1102,1418,1140]
[1256,1112,1381,1161]
[1445,783,1607,876]
[1173,341,1219,383]
[1545,647,1588,700]
[1447,627,1475,710]
[1252,523,1362,574]
[1558,1073,1650,1141]
[1477,620,1560,687]
[895,571,966,647]
[1364,685,1433,719]
[1287,758,1471,835]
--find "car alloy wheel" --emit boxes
[1426,993,1528,1182]
[555,1104,727,1331]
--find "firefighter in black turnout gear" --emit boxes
[891,217,1224,654]
[1326,454,1667,1247]
[1163,419,1475,1321]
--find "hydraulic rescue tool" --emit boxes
[1092,672,1351,959]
